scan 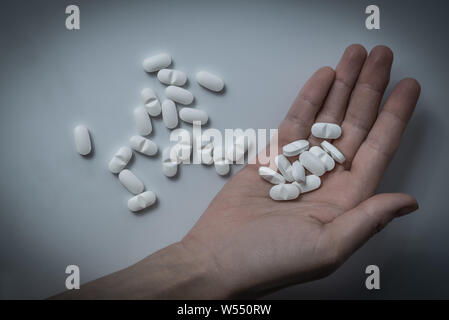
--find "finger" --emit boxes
[279,67,335,145]
[325,193,418,262]
[309,44,367,145]
[334,46,394,167]
[350,78,421,193]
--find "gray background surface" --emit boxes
[1,0,448,299]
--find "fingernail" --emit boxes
[396,203,419,216]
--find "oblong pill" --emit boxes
[130,136,158,156]
[141,88,161,116]
[311,123,342,139]
[282,139,309,157]
[128,191,157,212]
[196,71,224,92]
[161,100,178,129]
[162,147,178,177]
[293,175,321,193]
[275,154,294,182]
[321,141,345,164]
[157,69,187,86]
[309,146,335,171]
[269,184,300,201]
[213,146,230,176]
[179,108,208,125]
[291,160,306,182]
[134,106,152,136]
[108,146,133,173]
[299,151,326,176]
[74,125,92,155]
[200,137,214,165]
[118,169,144,195]
[165,86,194,105]
[258,166,286,184]
[142,53,171,73]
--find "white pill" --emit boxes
[128,191,157,212]
[282,140,309,157]
[157,69,187,86]
[291,160,306,182]
[179,108,208,125]
[309,146,335,171]
[165,86,194,105]
[130,136,158,156]
[269,184,300,201]
[141,88,161,117]
[321,141,345,164]
[134,106,152,136]
[199,137,214,165]
[311,123,342,139]
[161,100,178,129]
[118,169,144,195]
[258,166,286,184]
[162,147,178,177]
[171,141,191,163]
[299,151,326,176]
[108,147,133,174]
[142,53,171,73]
[293,175,321,193]
[74,125,91,156]
[226,135,252,163]
[213,147,230,176]
[196,71,224,92]
[275,154,294,182]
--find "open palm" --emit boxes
[183,44,421,297]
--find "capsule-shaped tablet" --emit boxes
[165,86,194,105]
[213,147,230,176]
[299,151,326,176]
[282,140,309,157]
[321,141,345,164]
[109,147,133,174]
[311,123,342,139]
[309,146,335,171]
[293,175,321,193]
[130,136,158,156]
[275,154,294,182]
[196,71,224,92]
[141,88,161,117]
[199,137,214,165]
[269,184,300,201]
[291,160,306,182]
[74,125,92,156]
[171,141,191,163]
[134,106,152,136]
[142,53,171,73]
[118,169,144,195]
[161,100,178,129]
[258,166,286,184]
[162,147,178,177]
[128,191,157,212]
[179,108,208,125]
[157,69,187,86]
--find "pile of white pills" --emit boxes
[259,122,346,201]
[74,53,226,212]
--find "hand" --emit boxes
[182,44,421,298]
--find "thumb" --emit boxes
[327,193,418,260]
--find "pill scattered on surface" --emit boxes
[109,147,133,174]
[134,106,152,136]
[165,86,194,105]
[171,140,192,163]
[282,140,309,157]
[130,136,158,156]
[321,141,345,164]
[128,191,157,212]
[157,69,187,86]
[162,147,178,177]
[291,160,306,182]
[275,154,294,182]
[258,166,286,184]
[269,184,300,201]
[199,137,214,165]
[309,146,335,171]
[74,125,92,156]
[311,123,342,139]
[141,88,162,117]
[179,108,208,125]
[196,71,224,92]
[213,147,230,176]
[161,100,178,129]
[143,53,171,73]
[118,169,145,195]
[293,175,321,193]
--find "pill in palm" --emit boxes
[179,108,208,125]
[157,69,187,86]
[269,184,300,201]
[143,53,171,73]
[118,169,145,195]
[162,147,178,178]
[109,147,133,174]
[74,125,92,156]
[291,160,306,182]
[299,151,326,176]
[128,191,157,212]
[311,123,342,139]
[141,88,161,117]
[134,106,152,136]
[258,166,286,184]
[161,100,178,129]
[293,175,321,193]
[275,154,294,182]
[282,140,309,157]
[321,141,345,164]
[130,136,158,156]
[309,146,335,171]
[196,71,224,92]
[165,86,194,105]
